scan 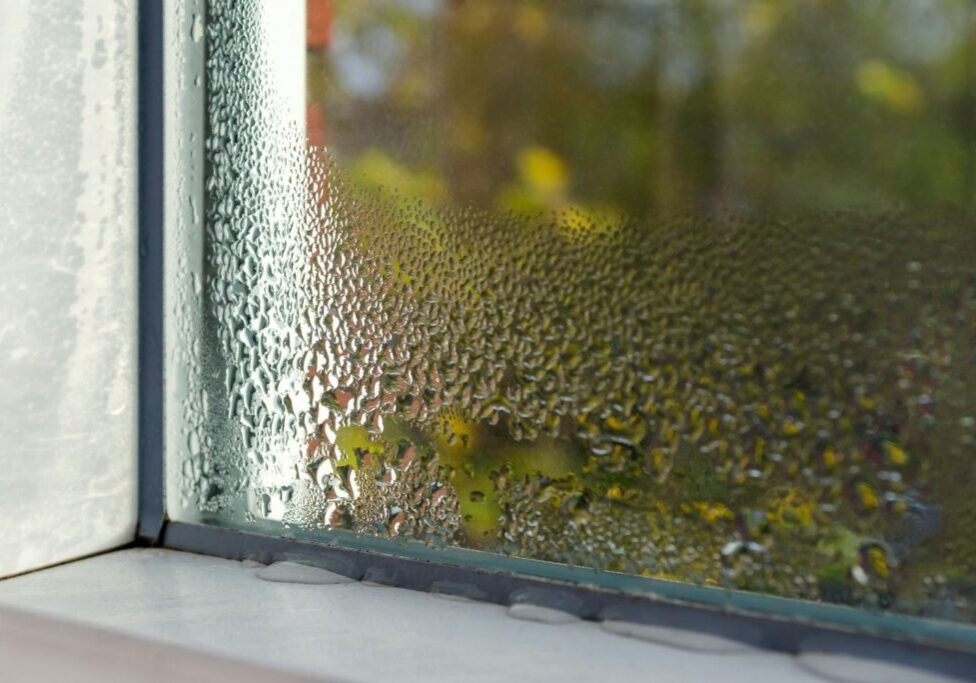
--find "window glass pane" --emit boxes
[175,0,976,632]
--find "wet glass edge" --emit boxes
[160,0,207,539]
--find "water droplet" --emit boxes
[600,620,756,654]
[190,14,204,42]
[507,603,578,625]
[256,561,356,585]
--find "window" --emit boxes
[164,0,976,661]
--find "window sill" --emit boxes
[0,548,867,682]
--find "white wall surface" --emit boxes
[0,0,137,576]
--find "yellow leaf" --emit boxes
[514,5,548,44]
[517,146,569,196]
[823,447,838,470]
[335,425,383,470]
[884,441,908,466]
[868,546,889,578]
[856,60,923,115]
[695,502,734,524]
[857,482,879,510]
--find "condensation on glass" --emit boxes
[174,0,976,627]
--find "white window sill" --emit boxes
[0,548,954,682]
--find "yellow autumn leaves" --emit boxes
[856,60,924,115]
